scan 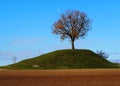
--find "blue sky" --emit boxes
[0,0,120,65]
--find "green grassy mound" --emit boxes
[4,49,119,69]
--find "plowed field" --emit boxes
[0,69,120,86]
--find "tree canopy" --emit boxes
[52,10,91,49]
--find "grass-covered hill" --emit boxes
[4,49,119,69]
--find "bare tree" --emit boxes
[13,56,17,63]
[52,10,91,50]
[96,50,109,59]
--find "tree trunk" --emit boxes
[71,40,75,50]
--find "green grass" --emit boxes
[3,49,119,69]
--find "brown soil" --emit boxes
[0,69,120,86]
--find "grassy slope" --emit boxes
[4,49,119,69]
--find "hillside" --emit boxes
[4,49,119,69]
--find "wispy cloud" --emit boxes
[57,9,61,12]
[11,37,42,46]
[109,52,120,55]
[0,49,42,58]
[0,49,42,65]
[0,37,46,53]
